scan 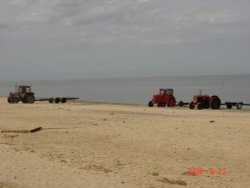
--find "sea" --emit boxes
[0,74,250,105]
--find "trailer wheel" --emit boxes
[55,97,61,103]
[210,96,221,109]
[197,103,203,110]
[236,102,243,109]
[178,101,184,107]
[226,103,232,109]
[49,98,54,103]
[148,101,153,107]
[189,102,195,109]
[61,98,67,103]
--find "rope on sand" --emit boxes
[1,127,42,134]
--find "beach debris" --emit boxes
[30,127,42,133]
[115,159,125,167]
[158,177,187,186]
[80,164,112,173]
[1,127,42,134]
[182,171,197,176]
[210,120,215,123]
[0,182,20,188]
[151,172,160,176]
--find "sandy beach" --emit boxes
[0,96,249,188]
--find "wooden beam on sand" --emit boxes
[1,127,42,134]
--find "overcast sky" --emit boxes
[0,0,249,81]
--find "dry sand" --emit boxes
[0,96,249,188]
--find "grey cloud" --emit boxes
[0,23,8,29]
[1,0,249,45]
[0,0,249,81]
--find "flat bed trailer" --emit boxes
[36,97,79,103]
[175,101,250,110]
[222,102,250,109]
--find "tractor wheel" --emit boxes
[7,96,13,104]
[226,103,232,109]
[49,98,54,103]
[189,102,195,109]
[55,97,61,103]
[197,103,203,110]
[236,102,243,109]
[148,101,154,107]
[12,96,20,103]
[61,98,67,103]
[210,96,221,109]
[167,96,176,107]
[8,96,19,103]
[26,95,35,104]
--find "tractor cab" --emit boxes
[159,88,174,96]
[193,95,210,103]
[17,85,32,95]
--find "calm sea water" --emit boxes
[1,75,250,105]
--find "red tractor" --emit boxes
[148,88,176,107]
[189,94,221,110]
[8,85,35,104]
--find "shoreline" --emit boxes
[1,96,250,111]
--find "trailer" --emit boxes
[36,97,79,103]
[223,102,250,109]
